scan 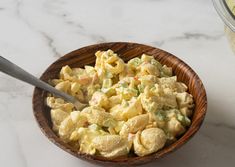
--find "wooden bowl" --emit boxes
[33,42,207,166]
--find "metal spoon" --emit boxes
[0,56,87,110]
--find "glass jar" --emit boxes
[213,0,235,53]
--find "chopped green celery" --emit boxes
[137,84,145,93]
[128,57,141,67]
[105,71,113,78]
[150,86,157,92]
[184,117,191,126]
[176,114,184,122]
[127,88,138,96]
[119,82,128,88]
[155,110,167,121]
[176,113,191,126]
[102,79,112,88]
[157,113,165,121]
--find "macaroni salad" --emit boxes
[46,50,194,158]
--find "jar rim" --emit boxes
[213,0,235,32]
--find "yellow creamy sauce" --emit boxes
[46,50,194,158]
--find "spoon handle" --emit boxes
[0,56,76,103]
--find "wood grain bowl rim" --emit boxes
[32,42,207,166]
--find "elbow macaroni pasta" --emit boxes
[46,49,194,158]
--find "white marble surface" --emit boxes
[0,0,235,166]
